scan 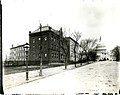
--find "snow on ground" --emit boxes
[3,64,80,89]
[4,61,119,94]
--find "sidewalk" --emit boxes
[3,63,81,90]
[117,61,120,90]
[4,61,119,94]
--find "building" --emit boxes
[96,37,109,61]
[29,25,68,65]
[9,44,26,62]
[5,44,26,66]
[96,43,107,61]
[67,37,79,62]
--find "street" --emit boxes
[4,61,119,94]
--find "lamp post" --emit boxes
[24,43,30,80]
[39,52,42,76]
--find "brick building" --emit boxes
[29,25,68,65]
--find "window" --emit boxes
[33,38,35,43]
[45,53,47,57]
[56,45,57,50]
[54,38,56,41]
[51,37,53,40]
[63,55,64,59]
[51,44,53,49]
[55,45,56,50]
[44,37,47,41]
[23,52,24,56]
[51,35,54,40]
[57,38,58,42]
[33,54,35,58]
[52,53,53,58]
[56,46,57,50]
[20,53,22,56]
[55,53,57,58]
[55,53,56,58]
[39,45,42,50]
[61,54,62,59]
[38,37,41,40]
[33,45,35,48]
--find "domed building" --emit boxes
[96,37,109,61]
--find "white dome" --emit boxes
[96,42,106,51]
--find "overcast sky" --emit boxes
[2,0,120,60]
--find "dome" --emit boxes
[96,42,106,51]
[96,43,105,48]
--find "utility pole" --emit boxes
[39,22,42,76]
[39,53,42,76]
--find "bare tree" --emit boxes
[60,28,70,69]
[72,31,81,67]
[79,38,98,61]
[112,46,120,61]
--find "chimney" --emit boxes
[40,23,42,31]
[12,44,13,48]
[29,31,31,34]
[59,27,63,37]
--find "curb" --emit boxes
[4,62,95,90]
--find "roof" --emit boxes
[96,43,105,48]
[96,42,107,51]
[29,25,61,36]
[67,37,79,44]
[10,44,27,49]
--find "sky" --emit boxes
[2,0,120,60]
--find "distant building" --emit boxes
[96,37,109,61]
[5,44,26,66]
[67,37,79,62]
[96,43,107,61]
[29,25,68,65]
